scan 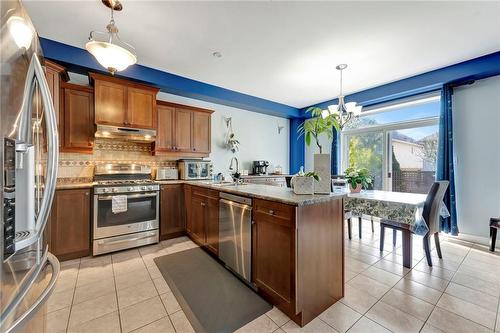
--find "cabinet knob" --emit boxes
[193,148,196,151]
[201,202,206,207]
[85,192,89,196]
[268,209,275,215]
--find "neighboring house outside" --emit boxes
[392,139,424,170]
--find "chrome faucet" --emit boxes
[229,157,241,183]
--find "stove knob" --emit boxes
[103,188,109,193]
[112,188,119,193]
[147,186,153,191]
[128,187,134,191]
[141,186,147,191]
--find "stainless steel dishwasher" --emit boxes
[218,192,252,283]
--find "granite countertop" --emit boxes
[240,174,290,179]
[56,178,94,189]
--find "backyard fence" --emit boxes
[392,170,435,194]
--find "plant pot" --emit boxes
[349,183,362,193]
[291,176,314,195]
[314,153,331,194]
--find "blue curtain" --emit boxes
[437,84,458,235]
[331,127,340,175]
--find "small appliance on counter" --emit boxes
[178,160,213,180]
[156,167,178,180]
[252,160,269,175]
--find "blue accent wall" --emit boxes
[40,38,301,119]
[289,118,305,174]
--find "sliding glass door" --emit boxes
[341,93,440,194]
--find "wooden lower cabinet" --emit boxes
[48,189,91,261]
[185,186,219,256]
[252,199,296,317]
[159,184,185,240]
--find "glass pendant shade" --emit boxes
[85,40,136,74]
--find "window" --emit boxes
[342,93,440,194]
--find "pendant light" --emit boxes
[322,64,362,130]
[85,0,137,75]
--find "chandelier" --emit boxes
[322,64,362,130]
[85,0,137,75]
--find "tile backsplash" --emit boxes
[57,138,177,179]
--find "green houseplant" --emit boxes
[345,167,372,193]
[291,171,321,195]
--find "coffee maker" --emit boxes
[253,161,269,175]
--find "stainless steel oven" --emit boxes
[92,164,160,255]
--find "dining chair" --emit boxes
[490,217,499,252]
[380,181,449,267]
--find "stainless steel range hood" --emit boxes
[95,124,156,142]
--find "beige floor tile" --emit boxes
[45,306,70,333]
[146,263,163,279]
[169,310,195,333]
[346,316,391,333]
[457,265,500,286]
[394,279,443,304]
[54,265,79,293]
[347,275,391,299]
[366,301,424,333]
[345,258,371,274]
[152,277,171,294]
[282,317,338,333]
[340,285,378,314]
[73,278,115,305]
[111,248,141,262]
[405,270,449,291]
[427,307,493,333]
[120,296,167,333]
[381,288,434,321]
[319,302,361,332]
[67,311,121,333]
[420,323,446,333]
[345,269,358,282]
[274,329,286,333]
[76,265,114,287]
[79,255,111,269]
[445,282,499,311]
[68,293,118,328]
[131,317,176,333]
[115,266,151,290]
[437,293,497,329]
[430,256,461,271]
[117,280,158,308]
[452,271,500,297]
[372,259,410,276]
[361,266,401,286]
[46,288,74,313]
[383,252,420,268]
[347,250,380,265]
[138,243,167,256]
[413,262,455,280]
[235,314,279,333]
[496,316,499,332]
[266,307,290,327]
[113,257,147,276]
[160,291,181,314]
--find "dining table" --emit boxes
[343,190,450,267]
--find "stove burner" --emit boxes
[96,179,157,186]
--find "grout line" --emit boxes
[64,259,81,332]
[110,253,124,333]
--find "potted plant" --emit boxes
[345,167,372,193]
[291,171,320,195]
[297,107,340,194]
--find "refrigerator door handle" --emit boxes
[0,251,60,333]
[14,54,59,251]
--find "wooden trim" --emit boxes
[151,150,209,158]
[157,100,214,114]
[89,72,160,93]
[60,81,94,92]
[44,59,69,82]
[160,231,186,241]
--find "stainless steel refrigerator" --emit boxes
[1,1,60,332]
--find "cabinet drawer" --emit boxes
[254,199,294,222]
[192,186,219,199]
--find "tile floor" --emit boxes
[44,220,500,333]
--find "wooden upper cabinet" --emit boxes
[175,108,193,152]
[93,79,127,126]
[90,73,159,129]
[62,84,94,153]
[44,60,67,148]
[127,87,157,129]
[154,101,213,156]
[192,111,211,153]
[156,104,175,151]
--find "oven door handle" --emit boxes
[97,193,158,200]
[97,232,157,246]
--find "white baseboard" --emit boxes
[443,232,499,250]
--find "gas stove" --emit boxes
[93,164,160,194]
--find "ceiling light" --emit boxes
[322,64,362,130]
[85,0,137,75]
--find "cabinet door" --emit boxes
[253,200,296,316]
[156,104,175,151]
[190,195,206,246]
[184,185,192,233]
[127,87,156,129]
[205,196,219,255]
[94,80,127,126]
[63,88,94,152]
[192,111,211,153]
[160,184,185,239]
[174,108,192,151]
[51,189,91,260]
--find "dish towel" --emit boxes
[112,195,128,214]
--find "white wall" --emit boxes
[453,75,500,241]
[156,92,289,176]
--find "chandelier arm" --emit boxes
[113,33,136,52]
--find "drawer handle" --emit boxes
[201,202,206,207]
